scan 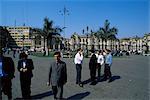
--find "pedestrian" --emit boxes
[47,51,67,100]
[89,50,97,85]
[13,49,16,58]
[74,48,83,87]
[103,49,113,82]
[97,50,104,79]
[17,52,34,99]
[0,48,15,100]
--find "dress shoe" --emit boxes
[108,78,113,83]
[79,83,83,87]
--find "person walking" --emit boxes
[47,52,67,100]
[0,49,15,100]
[103,49,113,82]
[13,49,16,58]
[17,52,34,99]
[97,50,104,79]
[89,50,97,85]
[74,48,83,87]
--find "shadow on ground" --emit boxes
[67,92,90,100]
[82,78,91,85]
[98,75,121,83]
[31,91,53,99]
[82,75,121,85]
[14,91,53,100]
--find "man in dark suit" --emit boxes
[17,52,34,99]
[0,49,15,100]
[47,52,67,100]
[89,50,97,85]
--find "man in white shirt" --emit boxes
[97,50,104,78]
[74,48,83,87]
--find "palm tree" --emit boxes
[43,17,62,51]
[55,35,62,50]
[71,33,76,50]
[90,29,95,51]
[95,20,118,50]
[32,17,62,55]
[108,27,118,50]
[95,28,107,50]
[71,33,81,50]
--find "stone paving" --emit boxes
[2,52,150,100]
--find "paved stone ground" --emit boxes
[2,52,150,100]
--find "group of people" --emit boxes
[0,50,34,100]
[0,48,113,100]
[74,48,113,86]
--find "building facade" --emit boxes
[65,33,150,52]
[2,26,149,53]
[6,26,32,48]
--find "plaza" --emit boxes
[2,52,149,100]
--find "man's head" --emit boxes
[99,50,103,55]
[20,52,28,60]
[106,49,111,54]
[54,51,61,62]
[77,48,83,53]
[91,50,95,54]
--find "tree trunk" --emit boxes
[43,37,46,51]
[105,39,107,50]
[110,40,112,50]
[102,39,104,50]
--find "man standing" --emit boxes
[47,52,67,100]
[74,48,83,87]
[89,50,97,85]
[0,48,15,100]
[17,52,34,99]
[103,49,113,82]
[97,50,104,79]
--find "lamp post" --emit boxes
[22,35,25,51]
[135,35,138,52]
[82,26,90,58]
[59,5,69,38]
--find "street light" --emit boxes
[59,5,69,38]
[22,35,25,51]
[135,35,138,52]
[82,26,90,57]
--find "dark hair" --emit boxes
[19,52,28,59]
[77,48,82,52]
[106,49,111,53]
[91,50,95,53]
[54,52,61,57]
[99,50,102,53]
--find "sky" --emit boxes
[0,0,149,39]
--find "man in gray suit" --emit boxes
[47,52,67,100]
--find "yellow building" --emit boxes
[7,26,32,48]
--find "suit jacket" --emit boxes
[89,54,97,70]
[48,60,67,86]
[1,56,15,79]
[18,59,34,78]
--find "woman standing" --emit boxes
[17,52,34,99]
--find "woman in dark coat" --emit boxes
[18,52,34,99]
